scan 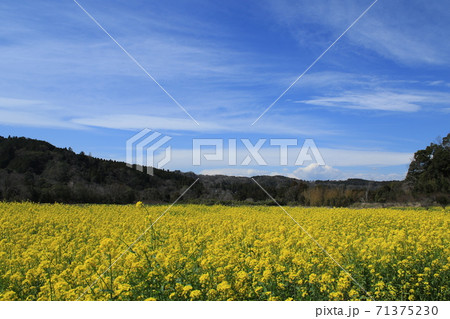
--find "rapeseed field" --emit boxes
[0,203,448,301]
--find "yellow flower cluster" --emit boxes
[0,203,448,301]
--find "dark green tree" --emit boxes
[406,133,450,194]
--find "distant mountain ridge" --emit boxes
[0,135,448,206]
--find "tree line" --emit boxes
[0,134,448,207]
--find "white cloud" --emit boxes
[70,111,337,135]
[298,90,450,112]
[291,163,407,181]
[320,148,412,167]
[299,92,420,112]
[291,164,341,180]
[0,96,80,129]
[0,95,337,135]
[0,109,82,129]
[0,97,44,108]
[72,114,223,132]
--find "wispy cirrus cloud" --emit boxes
[265,0,450,66]
[0,109,83,129]
[0,97,44,108]
[0,96,82,129]
[72,114,222,132]
[71,111,337,135]
[297,90,450,112]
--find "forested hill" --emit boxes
[0,135,448,206]
[0,136,197,204]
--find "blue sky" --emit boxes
[0,0,449,180]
